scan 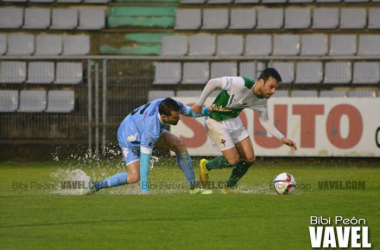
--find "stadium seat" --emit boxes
[320,90,346,98]
[245,35,272,56]
[153,62,182,85]
[0,34,6,55]
[0,8,23,29]
[271,62,294,84]
[50,9,78,30]
[316,0,341,2]
[176,90,203,97]
[323,62,352,84]
[54,62,83,84]
[188,35,216,56]
[234,0,260,3]
[344,0,368,2]
[261,0,287,3]
[239,61,265,80]
[210,62,237,79]
[229,8,256,30]
[349,90,376,98]
[29,0,55,2]
[26,62,55,84]
[271,90,289,98]
[23,8,51,29]
[284,8,311,29]
[312,8,339,29]
[295,62,323,84]
[352,62,380,84]
[340,8,366,29]
[291,90,318,98]
[329,35,357,55]
[57,0,83,3]
[78,9,105,30]
[174,9,201,30]
[288,0,314,2]
[161,35,188,56]
[207,0,234,3]
[18,90,47,112]
[301,34,328,56]
[202,9,229,30]
[216,35,244,56]
[0,61,27,84]
[83,0,111,3]
[358,35,380,55]
[46,90,75,113]
[63,35,90,55]
[0,90,18,112]
[7,34,35,56]
[181,62,209,84]
[180,0,207,3]
[257,8,283,29]
[3,0,27,2]
[148,90,175,102]
[35,35,63,55]
[368,8,380,29]
[273,35,300,56]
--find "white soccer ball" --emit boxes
[273,172,296,195]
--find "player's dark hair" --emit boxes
[258,68,282,84]
[159,98,180,116]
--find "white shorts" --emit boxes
[205,116,250,151]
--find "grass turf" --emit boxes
[0,158,379,249]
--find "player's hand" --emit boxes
[192,104,203,114]
[281,137,297,151]
[139,191,150,195]
[207,104,219,112]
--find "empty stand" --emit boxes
[261,0,287,3]
[18,90,47,112]
[271,90,289,98]
[0,61,27,84]
[23,8,51,29]
[239,61,265,79]
[46,90,75,113]
[295,62,323,84]
[0,90,18,112]
[182,62,209,84]
[202,9,229,30]
[291,90,318,98]
[245,35,272,56]
[329,35,357,55]
[320,90,346,97]
[234,0,260,3]
[0,34,6,55]
[352,62,380,84]
[7,34,35,56]
[358,35,380,55]
[216,35,243,56]
[301,34,328,56]
[284,8,311,29]
[349,90,376,98]
[83,0,111,3]
[316,0,341,2]
[153,62,181,85]
[257,8,283,29]
[271,62,294,84]
[63,35,90,55]
[229,8,256,30]
[35,35,63,55]
[176,90,203,97]
[174,9,201,30]
[78,9,105,30]
[0,8,23,29]
[340,8,366,29]
[26,62,55,84]
[161,35,188,56]
[210,62,237,79]
[323,62,352,84]
[273,35,300,56]
[29,0,55,2]
[188,35,216,56]
[54,62,83,84]
[180,0,207,3]
[368,8,380,29]
[312,8,339,29]
[288,0,314,2]
[148,90,175,102]
[207,0,234,3]
[50,9,78,30]
[57,0,83,3]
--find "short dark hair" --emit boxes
[159,98,180,116]
[258,68,282,83]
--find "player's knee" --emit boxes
[245,156,256,164]
[228,157,240,166]
[127,173,140,184]
[172,140,186,153]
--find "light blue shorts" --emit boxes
[120,146,140,166]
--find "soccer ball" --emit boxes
[273,172,296,195]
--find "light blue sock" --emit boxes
[176,150,196,189]
[93,173,128,191]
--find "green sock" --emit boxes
[226,160,252,187]
[206,155,234,170]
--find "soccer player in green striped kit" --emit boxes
[192,68,297,194]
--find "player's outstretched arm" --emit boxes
[281,137,297,151]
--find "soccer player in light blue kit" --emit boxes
[82,98,213,195]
